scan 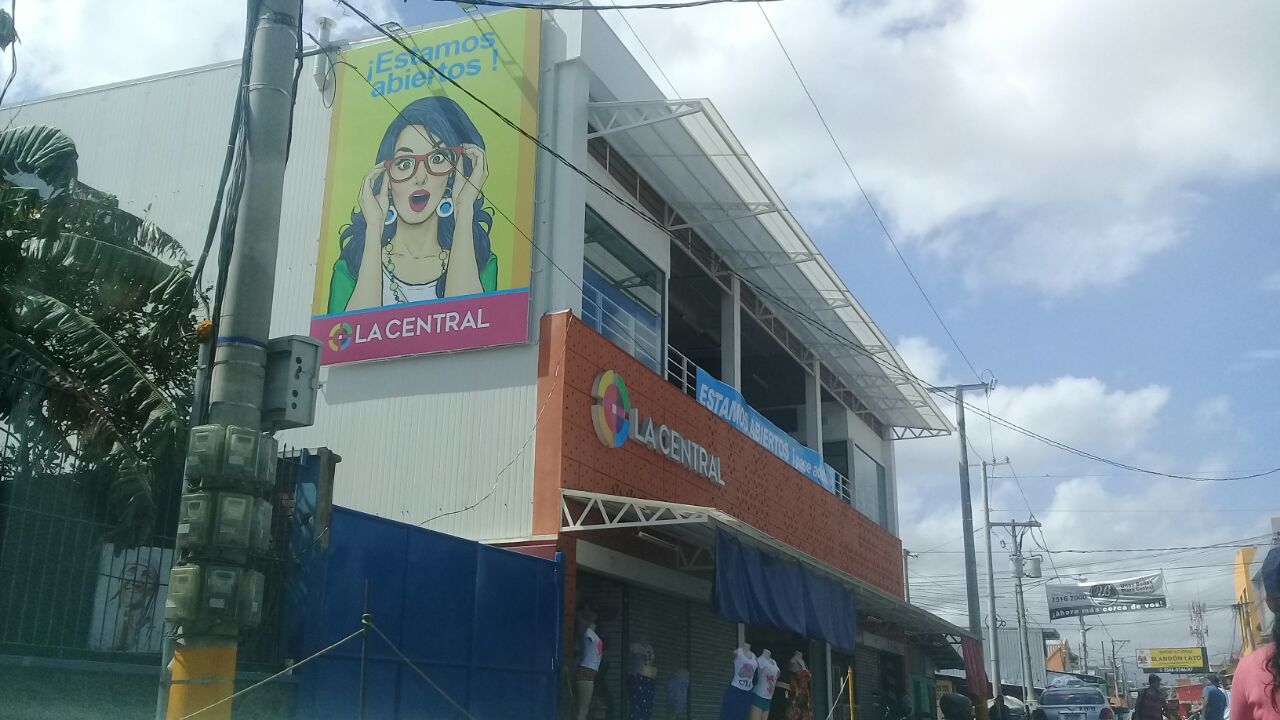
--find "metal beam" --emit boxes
[586,100,704,139]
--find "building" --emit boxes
[0,7,972,718]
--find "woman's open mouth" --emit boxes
[408,190,431,213]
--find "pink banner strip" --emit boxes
[311,290,529,365]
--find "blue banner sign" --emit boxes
[695,368,836,493]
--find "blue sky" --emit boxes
[11,0,1278,665]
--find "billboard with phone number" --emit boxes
[1138,647,1209,674]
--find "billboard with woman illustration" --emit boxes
[310,10,541,365]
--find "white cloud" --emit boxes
[7,0,395,101]
[609,0,1280,294]
[892,339,1265,658]
[1193,395,1232,430]
[895,334,954,387]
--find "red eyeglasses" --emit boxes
[384,146,463,182]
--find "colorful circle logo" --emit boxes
[590,370,631,448]
[328,322,353,351]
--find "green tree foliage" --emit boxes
[0,124,198,545]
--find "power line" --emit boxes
[753,2,981,382]
[336,0,1280,485]
[738,276,1280,483]
[608,0,679,96]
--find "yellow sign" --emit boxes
[1137,647,1208,673]
[310,10,541,365]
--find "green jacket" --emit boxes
[328,252,499,314]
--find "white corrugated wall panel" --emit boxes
[1,56,539,542]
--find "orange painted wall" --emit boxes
[534,312,906,598]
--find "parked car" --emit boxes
[1032,687,1114,720]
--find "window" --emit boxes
[1040,689,1106,706]
[854,447,889,528]
[581,207,664,372]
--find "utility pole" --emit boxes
[935,382,992,639]
[1112,640,1130,702]
[983,458,1011,698]
[164,2,302,719]
[934,381,993,716]
[1080,619,1091,674]
[903,549,917,603]
[992,519,1042,704]
[1190,602,1209,648]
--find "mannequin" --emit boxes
[666,669,690,720]
[628,639,658,720]
[749,649,780,720]
[780,651,812,720]
[576,609,603,720]
[720,642,758,720]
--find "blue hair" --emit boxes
[338,96,493,298]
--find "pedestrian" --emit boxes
[1222,677,1231,720]
[991,695,1011,720]
[1204,675,1228,720]
[1231,546,1280,720]
[940,693,974,720]
[1134,675,1170,720]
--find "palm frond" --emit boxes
[0,125,78,194]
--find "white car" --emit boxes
[1033,687,1115,720]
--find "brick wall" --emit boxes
[534,311,905,598]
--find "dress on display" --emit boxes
[784,668,813,720]
[628,642,657,720]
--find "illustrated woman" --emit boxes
[329,96,498,313]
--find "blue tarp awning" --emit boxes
[711,528,857,651]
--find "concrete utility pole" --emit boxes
[903,549,917,603]
[992,519,1042,704]
[936,383,992,639]
[983,459,1010,698]
[1112,640,1130,700]
[165,2,299,718]
[934,381,992,717]
[1080,618,1090,674]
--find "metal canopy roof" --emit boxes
[586,99,951,438]
[561,489,973,660]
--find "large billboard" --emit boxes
[1046,572,1167,620]
[1137,647,1209,674]
[310,11,541,365]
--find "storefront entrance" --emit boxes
[576,572,738,720]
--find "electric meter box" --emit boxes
[166,565,202,623]
[176,492,215,554]
[239,570,266,628]
[252,434,278,494]
[213,492,254,554]
[220,426,260,485]
[249,498,273,556]
[202,565,242,622]
[263,335,321,431]
[185,425,226,480]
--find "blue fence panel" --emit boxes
[294,507,562,720]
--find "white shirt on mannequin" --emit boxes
[579,626,603,671]
[753,653,780,700]
[730,647,758,691]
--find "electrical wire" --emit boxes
[334,0,1280,484]
[754,1,981,382]
[608,0,680,96]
